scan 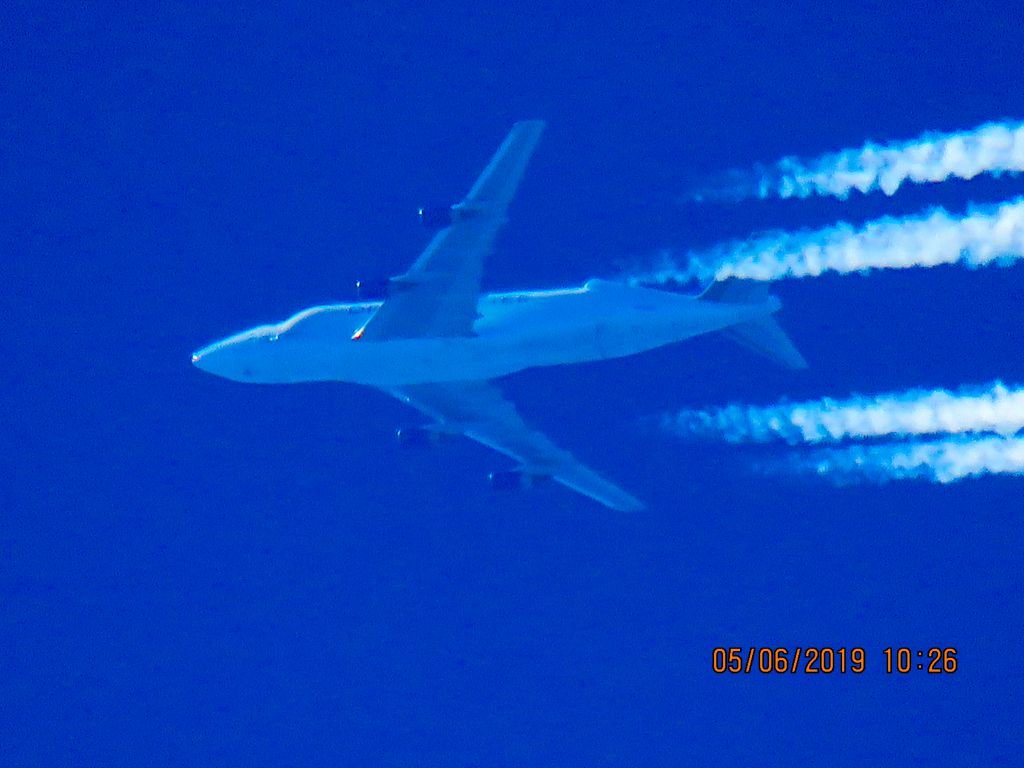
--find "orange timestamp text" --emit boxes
[712,647,958,674]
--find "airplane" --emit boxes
[192,121,806,511]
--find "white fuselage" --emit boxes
[192,279,777,386]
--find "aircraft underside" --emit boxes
[192,121,804,511]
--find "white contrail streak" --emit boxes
[693,120,1024,201]
[790,436,1024,484]
[665,383,1024,444]
[630,198,1024,284]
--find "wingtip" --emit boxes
[603,490,646,512]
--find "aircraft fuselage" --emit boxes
[192,279,778,387]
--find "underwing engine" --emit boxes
[488,469,550,491]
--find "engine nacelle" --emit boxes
[488,469,548,491]
[355,278,390,300]
[419,203,485,228]
[418,205,454,228]
[396,426,442,448]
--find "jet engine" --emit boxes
[396,426,442,448]
[355,278,390,300]
[488,469,549,491]
[418,205,454,228]
[419,202,485,228]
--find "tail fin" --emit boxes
[702,278,808,370]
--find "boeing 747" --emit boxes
[192,121,806,511]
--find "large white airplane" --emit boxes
[192,121,806,511]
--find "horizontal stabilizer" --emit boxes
[703,278,808,370]
[722,317,808,369]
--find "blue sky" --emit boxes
[4,2,1023,765]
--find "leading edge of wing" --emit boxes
[465,120,546,207]
[354,120,546,342]
[388,381,644,512]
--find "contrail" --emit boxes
[630,198,1024,285]
[691,119,1024,201]
[665,382,1024,444]
[787,436,1024,484]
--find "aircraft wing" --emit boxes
[356,120,546,341]
[387,381,645,512]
